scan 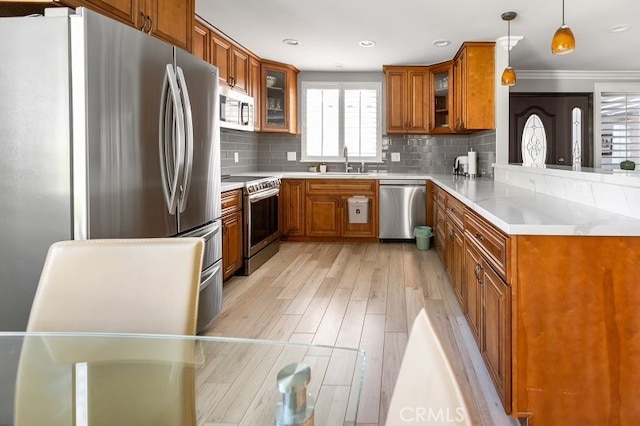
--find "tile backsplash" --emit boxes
[255,130,496,176]
[220,129,259,175]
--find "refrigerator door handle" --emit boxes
[199,220,221,242]
[175,66,194,214]
[158,64,185,214]
[199,262,222,291]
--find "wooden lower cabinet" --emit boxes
[280,179,305,237]
[281,179,377,241]
[222,210,242,281]
[221,189,243,281]
[464,237,511,413]
[511,235,640,425]
[464,241,483,346]
[434,183,511,414]
[482,260,511,412]
[305,195,341,237]
[432,182,640,424]
[447,220,465,309]
[434,203,446,262]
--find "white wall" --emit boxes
[511,71,640,93]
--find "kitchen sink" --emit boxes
[319,172,370,175]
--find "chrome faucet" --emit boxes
[344,146,353,173]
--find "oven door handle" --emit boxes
[247,187,280,202]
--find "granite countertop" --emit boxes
[224,171,640,236]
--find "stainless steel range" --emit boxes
[222,175,281,275]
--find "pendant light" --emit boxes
[551,0,575,54]
[501,12,517,87]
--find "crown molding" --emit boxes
[517,70,640,80]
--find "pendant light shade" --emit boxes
[551,25,575,54]
[501,66,517,86]
[551,0,575,54]
[501,12,517,87]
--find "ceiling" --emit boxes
[196,0,640,72]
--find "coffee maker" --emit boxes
[453,156,468,175]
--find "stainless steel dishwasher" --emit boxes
[379,180,427,239]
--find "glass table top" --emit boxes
[0,332,365,426]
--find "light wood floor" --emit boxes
[203,242,518,426]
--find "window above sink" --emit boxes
[301,81,382,163]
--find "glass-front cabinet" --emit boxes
[261,60,299,134]
[429,61,454,134]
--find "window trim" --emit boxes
[594,83,640,168]
[301,81,382,163]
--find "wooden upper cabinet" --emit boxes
[429,61,454,134]
[385,68,407,133]
[230,47,249,93]
[452,42,495,132]
[192,19,209,62]
[85,0,138,26]
[20,0,192,50]
[208,29,249,94]
[210,32,231,86]
[383,66,430,134]
[145,0,191,50]
[249,56,261,131]
[261,60,298,134]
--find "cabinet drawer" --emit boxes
[445,194,465,229]
[464,211,508,280]
[306,179,376,195]
[221,189,243,216]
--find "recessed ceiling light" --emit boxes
[282,38,300,46]
[608,24,632,33]
[358,40,376,48]
[333,63,344,68]
[432,39,451,47]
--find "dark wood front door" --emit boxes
[509,93,593,167]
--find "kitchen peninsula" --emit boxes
[262,171,639,425]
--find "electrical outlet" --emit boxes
[234,152,239,163]
[391,152,401,162]
[573,182,586,194]
[287,152,297,161]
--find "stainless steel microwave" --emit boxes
[219,85,254,131]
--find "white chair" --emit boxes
[386,308,472,426]
[27,238,204,335]
[16,238,204,426]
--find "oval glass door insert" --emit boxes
[521,114,547,167]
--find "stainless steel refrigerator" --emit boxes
[0,7,222,332]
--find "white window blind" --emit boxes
[600,92,640,170]
[302,82,381,162]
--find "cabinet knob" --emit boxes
[474,232,484,242]
[558,157,565,163]
[229,76,235,87]
[146,15,153,34]
[449,228,454,241]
